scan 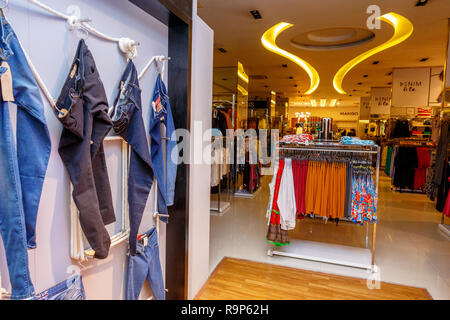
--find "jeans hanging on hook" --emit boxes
[126,228,165,300]
[110,60,154,256]
[149,74,178,222]
[0,15,51,299]
[55,39,115,260]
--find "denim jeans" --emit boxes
[110,61,154,256]
[56,39,115,259]
[0,16,51,299]
[149,74,178,220]
[33,275,86,300]
[126,228,165,300]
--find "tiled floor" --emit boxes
[209,174,450,299]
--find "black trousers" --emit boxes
[56,40,115,259]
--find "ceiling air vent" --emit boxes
[250,10,262,20]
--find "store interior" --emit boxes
[199,0,450,300]
[0,0,449,301]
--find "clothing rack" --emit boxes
[210,137,231,215]
[268,143,380,272]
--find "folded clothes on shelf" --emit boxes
[340,136,375,146]
[281,134,314,145]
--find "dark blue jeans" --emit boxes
[56,39,115,259]
[126,228,165,300]
[0,15,51,299]
[110,60,154,256]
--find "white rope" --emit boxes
[28,0,139,59]
[8,1,170,109]
[138,56,171,81]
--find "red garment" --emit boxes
[269,160,285,226]
[444,177,450,218]
[414,148,431,191]
[292,160,308,219]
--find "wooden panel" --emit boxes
[196,258,432,300]
[129,0,170,26]
[159,0,192,24]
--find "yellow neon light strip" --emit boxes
[329,99,338,107]
[310,99,318,107]
[237,84,249,96]
[333,12,413,95]
[238,61,249,84]
[262,22,320,95]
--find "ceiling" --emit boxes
[198,0,449,106]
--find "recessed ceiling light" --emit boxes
[250,10,262,20]
[289,76,294,79]
[282,64,288,68]
[372,61,380,65]
[363,75,369,78]
[222,78,227,81]
[387,82,392,85]
[415,0,429,6]
[357,82,363,85]
[293,84,298,87]
[217,48,227,53]
[386,72,393,76]
[420,57,429,62]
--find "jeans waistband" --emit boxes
[137,228,158,248]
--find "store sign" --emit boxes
[370,87,391,115]
[392,67,431,107]
[360,96,371,120]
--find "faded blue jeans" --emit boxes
[126,228,165,300]
[0,16,51,299]
[149,74,178,221]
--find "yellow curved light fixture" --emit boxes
[333,12,414,95]
[261,22,320,95]
[237,61,249,83]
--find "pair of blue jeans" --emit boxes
[126,228,165,300]
[110,60,154,256]
[149,74,178,220]
[0,15,51,299]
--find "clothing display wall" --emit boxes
[0,0,170,300]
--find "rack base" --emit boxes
[268,239,376,272]
[210,200,231,216]
[234,190,255,199]
[438,224,450,239]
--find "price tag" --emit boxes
[1,61,14,102]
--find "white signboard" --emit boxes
[360,96,371,120]
[370,87,391,115]
[392,67,431,107]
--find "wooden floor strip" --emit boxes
[195,258,432,300]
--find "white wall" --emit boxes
[187,9,214,299]
[0,0,168,300]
